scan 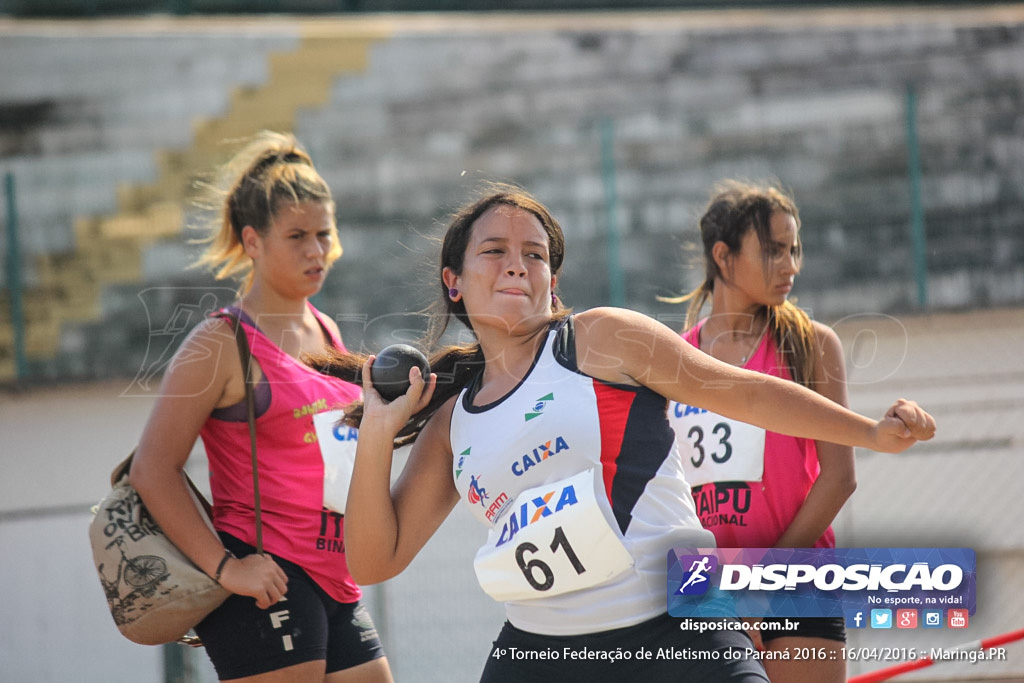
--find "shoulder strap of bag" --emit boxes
[222,311,264,554]
[116,311,264,551]
[112,452,215,519]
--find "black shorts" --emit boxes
[194,533,386,680]
[759,617,847,643]
[480,614,769,682]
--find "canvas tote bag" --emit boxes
[89,313,261,645]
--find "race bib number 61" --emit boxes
[473,469,634,602]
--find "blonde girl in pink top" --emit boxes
[665,180,854,683]
[131,132,393,683]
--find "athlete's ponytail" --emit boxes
[308,343,485,447]
[768,299,817,388]
[192,131,340,293]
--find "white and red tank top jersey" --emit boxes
[200,304,363,603]
[668,320,833,549]
[450,315,714,635]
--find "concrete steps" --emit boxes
[0,25,387,381]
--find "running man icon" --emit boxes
[678,556,715,594]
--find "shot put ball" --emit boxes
[370,344,430,402]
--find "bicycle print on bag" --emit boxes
[95,486,179,627]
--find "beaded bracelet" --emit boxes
[213,549,235,583]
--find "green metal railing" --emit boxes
[4,172,28,380]
[600,117,626,309]
[905,83,928,308]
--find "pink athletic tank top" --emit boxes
[668,321,834,549]
[200,305,363,602]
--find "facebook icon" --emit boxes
[845,609,867,629]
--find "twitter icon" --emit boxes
[871,609,893,629]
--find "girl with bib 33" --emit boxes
[130,133,392,683]
[664,180,858,683]
[314,183,934,682]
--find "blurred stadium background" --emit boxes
[1,2,1022,681]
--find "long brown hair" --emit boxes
[663,180,818,387]
[193,131,341,293]
[309,183,571,445]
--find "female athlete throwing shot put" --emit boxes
[316,184,934,682]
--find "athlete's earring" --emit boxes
[449,287,459,300]
[551,293,557,305]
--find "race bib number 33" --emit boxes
[473,469,634,603]
[672,405,766,487]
